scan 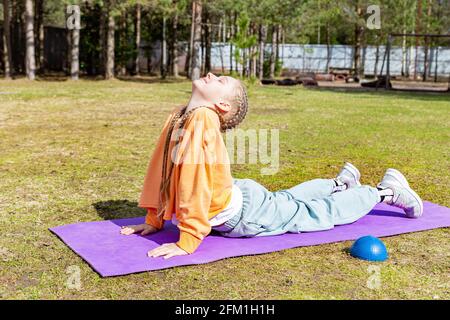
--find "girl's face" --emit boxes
[192,72,239,107]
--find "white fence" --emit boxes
[208,43,450,76]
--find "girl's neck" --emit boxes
[186,96,215,112]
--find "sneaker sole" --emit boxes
[381,169,423,218]
[343,162,362,187]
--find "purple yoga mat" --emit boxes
[50,201,450,277]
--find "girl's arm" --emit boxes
[138,106,184,228]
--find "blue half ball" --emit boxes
[350,235,388,262]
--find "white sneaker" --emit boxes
[336,162,362,189]
[377,168,423,218]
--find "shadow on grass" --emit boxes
[115,75,188,84]
[93,199,146,220]
[14,73,189,84]
[342,246,352,256]
[307,85,450,102]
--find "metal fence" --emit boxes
[209,43,450,77]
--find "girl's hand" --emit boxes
[120,223,158,236]
[148,243,189,259]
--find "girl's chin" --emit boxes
[192,79,203,87]
[192,80,206,95]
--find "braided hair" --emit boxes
[219,80,249,131]
[156,82,249,218]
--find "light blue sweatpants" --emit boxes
[216,178,380,237]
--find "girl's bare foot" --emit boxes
[120,223,158,236]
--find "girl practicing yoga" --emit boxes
[121,72,423,259]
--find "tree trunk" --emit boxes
[423,0,432,81]
[250,43,256,78]
[205,15,212,74]
[218,19,225,74]
[423,36,429,81]
[134,3,141,75]
[25,0,36,80]
[119,10,127,76]
[325,23,331,72]
[66,25,72,76]
[353,30,362,77]
[186,0,196,78]
[374,38,380,76]
[401,1,407,77]
[229,16,234,74]
[275,25,280,66]
[269,25,276,79]
[34,0,44,73]
[281,25,285,71]
[353,4,364,78]
[171,11,179,77]
[200,16,205,75]
[105,4,115,79]
[99,5,106,75]
[190,0,202,80]
[258,24,266,80]
[251,24,257,78]
[11,0,21,73]
[161,16,167,79]
[414,0,422,80]
[2,0,13,78]
[401,30,407,77]
[71,16,80,80]
[38,14,44,72]
[317,0,321,44]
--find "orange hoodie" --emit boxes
[139,106,233,254]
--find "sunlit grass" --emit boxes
[0,78,449,299]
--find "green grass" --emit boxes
[0,78,449,299]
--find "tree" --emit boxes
[161,15,167,78]
[246,0,274,79]
[414,0,422,80]
[231,12,257,77]
[99,2,107,76]
[2,0,13,78]
[35,0,44,73]
[68,3,81,80]
[105,0,116,79]
[257,24,266,80]
[190,0,201,80]
[269,25,276,78]
[353,2,365,77]
[301,0,343,71]
[170,7,178,77]
[25,0,36,80]
[118,7,127,75]
[135,2,141,75]
[203,8,211,74]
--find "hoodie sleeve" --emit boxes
[140,106,184,229]
[175,108,221,254]
[145,208,164,230]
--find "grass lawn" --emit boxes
[0,78,449,299]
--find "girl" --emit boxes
[121,72,423,259]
